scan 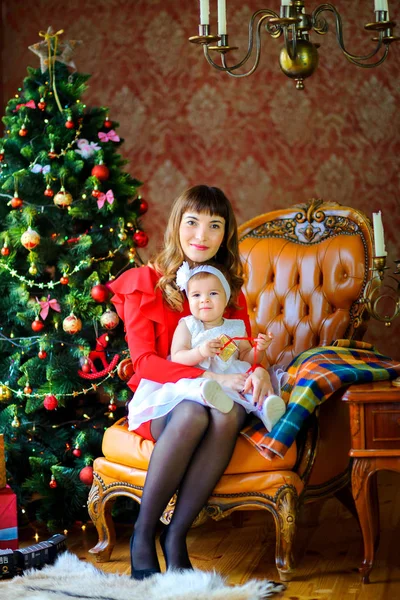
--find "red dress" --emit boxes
[109,266,251,441]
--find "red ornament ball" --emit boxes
[91,164,110,181]
[60,275,69,285]
[90,284,110,303]
[72,447,82,457]
[38,100,46,110]
[38,349,47,360]
[1,246,10,256]
[44,394,58,410]
[62,314,82,335]
[81,359,91,374]
[44,186,54,197]
[48,150,57,159]
[0,153,4,161]
[138,199,148,215]
[108,403,117,412]
[49,476,57,489]
[91,188,102,198]
[65,118,75,129]
[100,309,120,330]
[79,466,94,486]
[104,119,112,128]
[31,317,44,332]
[19,126,28,137]
[133,230,149,248]
[24,385,32,395]
[11,195,23,209]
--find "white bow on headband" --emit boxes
[176,262,231,300]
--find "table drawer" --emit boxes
[365,403,400,449]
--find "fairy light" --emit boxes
[34,532,39,542]
[81,524,86,531]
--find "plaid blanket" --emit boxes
[240,340,400,460]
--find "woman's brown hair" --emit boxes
[152,185,244,310]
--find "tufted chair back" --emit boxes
[88,199,374,582]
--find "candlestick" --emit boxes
[218,0,227,35]
[281,0,292,5]
[372,211,387,257]
[200,0,210,25]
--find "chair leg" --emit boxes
[273,488,298,582]
[87,476,117,562]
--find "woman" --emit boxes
[109,185,273,579]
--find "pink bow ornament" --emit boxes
[15,99,37,111]
[75,138,100,159]
[97,189,114,209]
[36,295,61,320]
[98,130,120,143]
[30,164,51,174]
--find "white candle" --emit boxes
[374,0,389,12]
[281,1,292,5]
[218,0,227,35]
[372,211,387,257]
[200,0,210,25]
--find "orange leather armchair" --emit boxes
[88,199,376,581]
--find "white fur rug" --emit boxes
[2,552,285,600]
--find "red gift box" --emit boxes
[0,485,18,550]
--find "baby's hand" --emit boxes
[254,332,273,352]
[199,338,222,359]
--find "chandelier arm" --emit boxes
[204,10,279,75]
[219,15,273,78]
[283,23,298,60]
[344,44,390,68]
[313,3,385,61]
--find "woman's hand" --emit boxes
[243,367,273,409]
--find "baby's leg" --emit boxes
[232,391,286,431]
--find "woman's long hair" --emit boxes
[152,185,244,311]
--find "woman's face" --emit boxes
[179,211,225,264]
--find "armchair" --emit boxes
[88,198,376,581]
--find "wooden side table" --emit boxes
[342,379,400,583]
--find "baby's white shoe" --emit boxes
[200,380,234,414]
[261,395,286,431]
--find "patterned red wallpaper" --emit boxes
[1,0,400,357]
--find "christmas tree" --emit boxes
[0,28,148,531]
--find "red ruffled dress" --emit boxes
[109,265,251,441]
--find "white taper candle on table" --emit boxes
[200,0,210,24]
[372,211,387,257]
[218,0,227,35]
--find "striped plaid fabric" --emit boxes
[240,341,400,460]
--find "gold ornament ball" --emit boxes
[118,232,127,241]
[100,309,120,330]
[279,39,319,81]
[54,189,73,208]
[21,228,40,250]
[0,385,12,401]
[29,264,38,275]
[62,314,83,335]
[12,416,20,428]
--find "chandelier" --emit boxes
[189,1,399,89]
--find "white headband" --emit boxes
[176,261,231,301]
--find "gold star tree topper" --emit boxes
[29,26,82,73]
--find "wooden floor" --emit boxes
[20,470,400,599]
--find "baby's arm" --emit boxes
[171,321,222,366]
[238,332,273,366]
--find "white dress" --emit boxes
[128,315,287,431]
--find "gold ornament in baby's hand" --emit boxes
[218,334,238,362]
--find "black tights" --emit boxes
[131,400,246,571]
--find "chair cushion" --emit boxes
[102,418,298,474]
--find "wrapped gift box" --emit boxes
[0,435,5,489]
[0,485,18,550]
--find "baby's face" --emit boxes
[187,274,227,325]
